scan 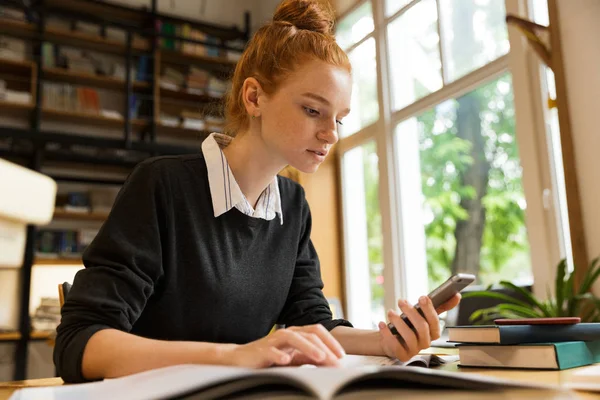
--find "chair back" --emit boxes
[58,282,72,308]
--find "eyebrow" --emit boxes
[301,92,351,115]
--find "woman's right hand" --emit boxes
[227,324,346,368]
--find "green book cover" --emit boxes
[554,340,600,369]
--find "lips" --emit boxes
[308,149,328,157]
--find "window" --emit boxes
[337,3,379,137]
[396,74,532,291]
[336,0,560,322]
[345,38,379,136]
[341,141,384,328]
[387,0,442,110]
[439,0,509,82]
[336,2,374,50]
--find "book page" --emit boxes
[8,365,273,400]
[338,354,459,368]
[565,364,600,392]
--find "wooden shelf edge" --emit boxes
[0,57,34,70]
[0,332,21,341]
[29,331,54,340]
[0,100,33,110]
[34,257,84,266]
[43,67,150,90]
[53,209,109,221]
[0,331,55,341]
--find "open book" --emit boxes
[10,359,560,400]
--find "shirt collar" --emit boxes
[202,133,283,224]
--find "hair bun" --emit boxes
[272,0,335,35]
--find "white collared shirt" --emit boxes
[201,133,283,224]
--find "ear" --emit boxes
[241,77,264,118]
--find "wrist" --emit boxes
[211,343,240,366]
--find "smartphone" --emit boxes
[387,273,475,336]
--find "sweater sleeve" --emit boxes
[53,160,170,383]
[277,188,353,331]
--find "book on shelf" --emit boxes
[8,360,560,400]
[0,6,26,21]
[31,297,61,332]
[458,340,600,370]
[35,228,98,259]
[43,83,101,114]
[447,323,600,345]
[0,35,26,62]
[0,89,31,105]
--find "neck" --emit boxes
[222,125,286,208]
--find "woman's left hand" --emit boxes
[378,294,461,361]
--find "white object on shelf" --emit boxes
[0,158,56,268]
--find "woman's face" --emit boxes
[259,59,352,173]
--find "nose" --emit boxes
[317,119,339,145]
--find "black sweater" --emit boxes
[54,154,352,383]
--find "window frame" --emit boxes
[336,0,563,320]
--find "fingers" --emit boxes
[387,307,419,352]
[272,326,342,366]
[435,293,461,314]
[304,324,346,358]
[266,347,292,365]
[397,300,430,349]
[417,296,441,340]
[378,321,411,362]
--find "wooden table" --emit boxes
[1,362,599,400]
[0,377,63,400]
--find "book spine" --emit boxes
[500,324,600,345]
[555,341,600,369]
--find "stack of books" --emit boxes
[447,322,600,370]
[31,297,61,332]
[0,34,25,62]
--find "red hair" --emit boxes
[224,0,352,135]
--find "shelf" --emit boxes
[156,123,212,139]
[160,87,223,104]
[0,18,149,56]
[0,331,55,342]
[45,0,147,26]
[43,67,150,91]
[160,49,236,69]
[0,101,33,118]
[0,58,34,76]
[42,108,147,129]
[0,18,36,40]
[53,209,109,221]
[0,332,21,341]
[30,331,54,340]
[34,257,84,266]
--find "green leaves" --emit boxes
[467,256,600,324]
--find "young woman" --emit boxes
[54,0,460,383]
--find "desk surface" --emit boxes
[1,363,599,400]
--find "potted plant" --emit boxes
[463,257,600,324]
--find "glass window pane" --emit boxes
[336,1,374,51]
[395,73,533,291]
[342,37,379,137]
[385,0,412,17]
[439,0,510,82]
[387,0,442,111]
[341,141,384,329]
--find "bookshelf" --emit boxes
[33,258,83,266]
[52,209,109,221]
[43,67,150,91]
[0,0,250,380]
[0,331,54,342]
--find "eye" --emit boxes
[336,120,344,126]
[303,106,320,117]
